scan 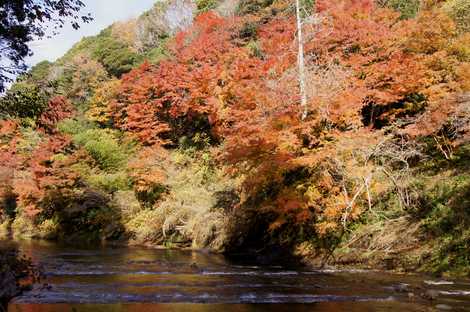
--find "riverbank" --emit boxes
[1,0,470,284]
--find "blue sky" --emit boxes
[27,0,157,67]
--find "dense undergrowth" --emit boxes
[0,0,469,276]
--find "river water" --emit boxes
[3,240,470,311]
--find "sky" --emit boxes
[26,0,157,67]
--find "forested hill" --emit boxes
[0,0,469,276]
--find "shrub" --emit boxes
[246,40,263,58]
[144,42,170,64]
[16,128,42,155]
[125,150,236,250]
[86,79,121,126]
[73,129,129,171]
[57,117,96,136]
[11,214,35,239]
[0,218,9,237]
[86,172,131,193]
[128,147,168,206]
[112,191,142,221]
[61,125,133,172]
[37,96,75,133]
[37,219,59,240]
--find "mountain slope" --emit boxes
[0,0,469,276]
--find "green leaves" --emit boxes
[92,33,142,77]
[73,129,129,172]
[0,83,49,119]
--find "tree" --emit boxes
[0,0,92,92]
[295,0,308,120]
[0,82,49,119]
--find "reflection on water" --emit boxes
[2,240,470,311]
[8,302,431,312]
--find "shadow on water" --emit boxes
[2,240,470,312]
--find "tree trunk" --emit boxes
[296,0,308,120]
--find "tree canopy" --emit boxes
[0,0,92,92]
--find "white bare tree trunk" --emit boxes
[296,0,308,120]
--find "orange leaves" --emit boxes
[314,1,426,108]
[405,10,457,55]
[361,51,426,105]
[128,146,167,194]
[12,174,42,218]
[99,0,470,242]
[268,190,310,232]
[11,135,75,218]
[0,120,21,202]
[112,13,247,146]
[0,120,18,137]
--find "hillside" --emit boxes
[0,0,469,277]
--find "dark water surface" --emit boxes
[3,240,470,311]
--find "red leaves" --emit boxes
[111,12,241,145]
[38,96,74,133]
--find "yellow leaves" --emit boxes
[448,33,470,62]
[305,185,322,205]
[86,79,121,125]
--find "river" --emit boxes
[2,240,470,311]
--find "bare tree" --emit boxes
[294,0,331,120]
[295,0,308,120]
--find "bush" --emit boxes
[144,42,170,64]
[11,214,35,239]
[0,218,9,237]
[37,219,59,240]
[86,172,131,193]
[112,191,142,221]
[72,129,130,172]
[57,117,96,136]
[125,150,235,250]
[15,128,42,156]
[59,118,132,172]
[247,40,263,58]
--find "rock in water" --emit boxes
[421,289,440,300]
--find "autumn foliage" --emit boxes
[0,0,469,253]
